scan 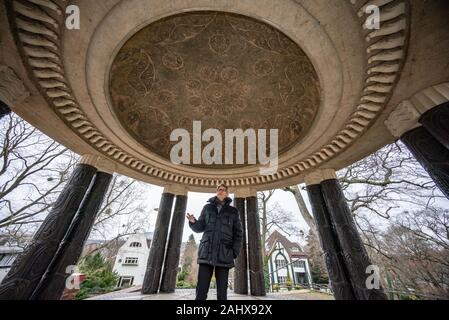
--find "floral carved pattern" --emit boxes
[109,11,320,167]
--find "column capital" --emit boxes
[385,82,449,138]
[384,100,421,138]
[80,154,116,174]
[304,169,337,186]
[0,65,30,107]
[234,187,256,198]
[163,184,187,196]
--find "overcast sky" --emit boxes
[137,184,310,247]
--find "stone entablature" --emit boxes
[1,0,410,190]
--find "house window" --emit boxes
[277,276,287,284]
[295,272,306,284]
[275,259,286,269]
[129,242,142,247]
[118,276,134,287]
[123,257,138,265]
[293,260,305,268]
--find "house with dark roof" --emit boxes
[265,230,313,289]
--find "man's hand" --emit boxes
[186,213,196,223]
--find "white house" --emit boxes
[113,232,153,288]
[0,246,23,283]
[266,230,313,288]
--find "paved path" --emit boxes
[87,287,334,300]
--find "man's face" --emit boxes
[216,186,228,201]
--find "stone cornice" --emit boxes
[6,0,410,189]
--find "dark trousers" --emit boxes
[196,263,230,300]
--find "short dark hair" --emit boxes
[216,183,228,191]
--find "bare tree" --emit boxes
[338,141,449,299]
[283,185,316,233]
[359,208,449,299]
[0,113,79,242]
[258,190,304,252]
[0,113,153,255]
[338,142,443,218]
[258,190,275,255]
[304,230,329,284]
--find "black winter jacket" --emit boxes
[189,196,243,268]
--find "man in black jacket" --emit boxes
[186,183,243,300]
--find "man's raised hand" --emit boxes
[186,213,196,223]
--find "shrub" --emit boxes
[75,253,118,300]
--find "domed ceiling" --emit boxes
[109,11,320,168]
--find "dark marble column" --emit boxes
[320,179,388,300]
[0,101,11,120]
[141,192,175,294]
[159,194,188,293]
[245,196,266,296]
[306,184,355,299]
[0,163,97,300]
[30,171,113,300]
[419,102,449,150]
[233,197,248,294]
[401,126,449,199]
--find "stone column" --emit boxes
[419,101,449,150]
[141,188,175,294]
[305,171,355,300]
[0,101,11,119]
[385,99,449,200]
[318,170,387,300]
[0,158,97,300]
[246,192,266,296]
[401,127,449,199]
[160,186,188,293]
[233,191,248,294]
[30,157,115,300]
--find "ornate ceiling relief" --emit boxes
[109,12,320,167]
[6,0,409,189]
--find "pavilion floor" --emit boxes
[86,286,334,300]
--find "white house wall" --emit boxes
[113,234,150,287]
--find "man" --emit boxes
[186,183,243,300]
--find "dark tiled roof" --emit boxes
[265,230,308,258]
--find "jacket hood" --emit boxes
[207,196,232,206]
